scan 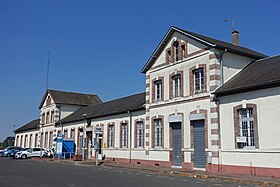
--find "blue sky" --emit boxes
[0,0,279,141]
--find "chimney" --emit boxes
[232,30,239,45]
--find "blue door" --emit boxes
[193,120,206,168]
[171,123,182,166]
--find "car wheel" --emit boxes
[7,154,10,157]
[21,154,27,159]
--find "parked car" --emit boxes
[14,148,46,159]
[2,147,22,157]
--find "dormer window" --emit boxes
[173,41,179,62]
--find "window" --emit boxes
[136,121,144,148]
[34,134,38,147]
[173,41,179,62]
[44,132,48,148]
[155,80,163,101]
[64,129,68,138]
[166,49,171,63]
[121,124,128,148]
[46,96,51,106]
[154,119,163,147]
[181,43,186,58]
[46,112,50,124]
[194,68,204,92]
[70,129,75,139]
[172,75,181,97]
[50,111,54,123]
[16,136,19,147]
[41,113,45,124]
[238,108,255,148]
[49,132,53,148]
[24,135,28,148]
[29,134,32,148]
[40,133,43,147]
[108,125,114,148]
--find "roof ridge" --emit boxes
[84,92,146,108]
[48,89,98,96]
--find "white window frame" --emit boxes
[155,80,162,101]
[154,119,162,147]
[239,108,255,148]
[109,125,114,148]
[194,68,204,93]
[137,121,144,148]
[173,75,181,97]
[121,124,128,148]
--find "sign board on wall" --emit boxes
[94,127,103,134]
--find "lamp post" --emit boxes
[82,113,87,161]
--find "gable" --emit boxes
[141,26,266,74]
[148,31,209,72]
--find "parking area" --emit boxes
[0,157,267,187]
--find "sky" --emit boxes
[0,0,279,142]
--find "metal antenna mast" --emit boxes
[224,17,237,30]
[46,38,52,90]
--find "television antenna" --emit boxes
[224,17,237,30]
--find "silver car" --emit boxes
[14,148,46,159]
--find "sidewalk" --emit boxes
[38,158,280,186]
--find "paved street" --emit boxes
[0,157,265,187]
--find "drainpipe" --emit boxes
[220,49,227,85]
[127,111,133,164]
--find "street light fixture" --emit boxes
[82,113,87,161]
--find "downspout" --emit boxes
[220,48,227,85]
[216,49,227,171]
[127,111,133,164]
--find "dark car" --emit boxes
[2,147,23,157]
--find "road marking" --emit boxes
[168,177,174,180]
[182,179,189,182]
[145,174,151,177]
[213,184,222,186]
[136,173,141,176]
[157,176,164,178]
[196,181,204,184]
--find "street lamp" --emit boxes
[82,113,87,161]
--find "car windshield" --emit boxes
[22,148,29,151]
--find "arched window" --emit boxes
[173,41,179,62]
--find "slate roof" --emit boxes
[39,89,102,109]
[141,26,267,73]
[215,55,280,97]
[15,119,40,133]
[58,92,146,125]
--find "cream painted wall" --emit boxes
[222,53,254,83]
[149,98,211,150]
[59,110,146,159]
[219,87,280,168]
[148,52,210,102]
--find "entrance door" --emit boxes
[171,123,182,166]
[193,120,206,169]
